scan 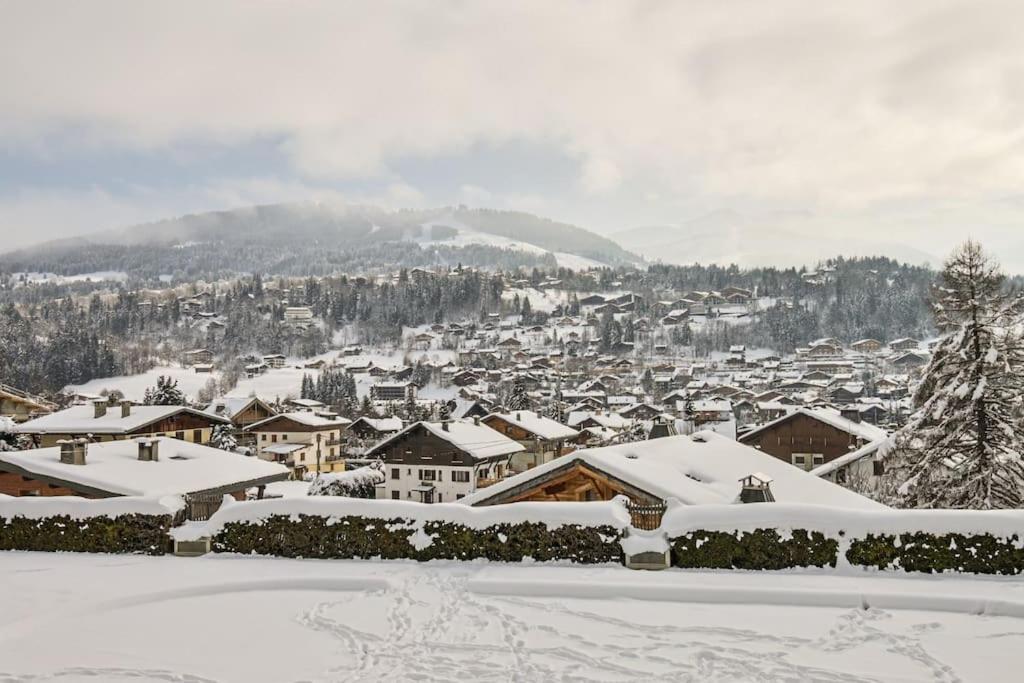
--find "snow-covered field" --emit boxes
[11,270,129,286]
[64,365,220,402]
[1,553,1021,682]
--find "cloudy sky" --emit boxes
[2,1,1024,269]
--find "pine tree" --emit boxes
[507,374,530,411]
[146,376,186,406]
[882,241,1024,509]
[210,424,239,452]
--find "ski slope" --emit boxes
[0,553,1021,682]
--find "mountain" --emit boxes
[613,209,938,269]
[0,203,637,280]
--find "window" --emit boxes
[452,470,470,483]
[419,470,437,481]
[271,434,278,443]
[438,493,443,503]
[791,454,806,467]
[873,461,885,476]
[391,490,400,500]
[193,429,202,442]
[391,468,400,480]
[261,434,267,441]
[175,431,185,440]
[812,454,824,466]
[456,494,465,500]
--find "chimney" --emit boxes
[121,400,132,418]
[93,401,107,418]
[138,439,159,462]
[739,473,775,504]
[516,412,521,421]
[441,421,449,431]
[59,438,88,465]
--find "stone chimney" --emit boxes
[93,401,107,418]
[138,439,160,462]
[516,412,521,421]
[441,421,449,432]
[121,400,132,418]
[473,416,480,426]
[58,438,88,465]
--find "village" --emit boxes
[0,263,929,533]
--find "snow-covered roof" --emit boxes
[245,412,351,430]
[350,416,404,433]
[262,443,308,455]
[483,412,579,441]
[740,407,888,444]
[367,420,524,461]
[566,411,630,430]
[13,404,230,435]
[202,397,267,420]
[459,432,885,511]
[811,436,894,478]
[0,437,289,497]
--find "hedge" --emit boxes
[0,513,173,555]
[846,532,1024,575]
[671,529,839,570]
[659,503,1024,575]
[212,514,623,563]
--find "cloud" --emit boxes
[1,0,1022,211]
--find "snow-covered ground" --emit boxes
[64,365,220,402]
[11,270,129,286]
[1,553,1021,682]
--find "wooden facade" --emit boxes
[739,412,869,469]
[470,460,660,506]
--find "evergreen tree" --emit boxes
[507,374,530,411]
[210,424,239,452]
[145,376,186,406]
[882,241,1024,509]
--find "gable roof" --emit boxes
[202,396,274,421]
[366,420,524,461]
[244,411,351,431]
[739,407,888,444]
[483,412,579,441]
[0,437,288,497]
[459,432,884,510]
[13,404,230,435]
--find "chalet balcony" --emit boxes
[476,477,502,488]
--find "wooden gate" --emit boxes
[627,501,666,530]
[184,493,227,521]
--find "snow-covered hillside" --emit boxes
[420,219,608,270]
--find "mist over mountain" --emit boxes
[0,203,637,280]
[612,209,938,269]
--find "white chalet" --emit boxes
[366,420,524,503]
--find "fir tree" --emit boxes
[210,424,239,452]
[145,376,186,406]
[882,241,1024,509]
[507,374,530,411]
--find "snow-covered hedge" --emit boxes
[664,503,1024,575]
[208,497,630,564]
[0,496,182,555]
